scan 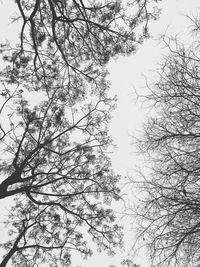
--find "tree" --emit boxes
[0,79,123,266]
[134,35,200,267]
[1,197,122,266]
[1,0,160,92]
[0,0,161,265]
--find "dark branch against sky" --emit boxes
[0,0,162,266]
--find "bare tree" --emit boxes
[134,36,200,267]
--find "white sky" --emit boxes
[0,0,200,266]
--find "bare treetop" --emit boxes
[134,35,200,267]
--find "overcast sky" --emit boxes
[0,1,200,266]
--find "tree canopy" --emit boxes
[0,0,161,266]
[1,0,160,93]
